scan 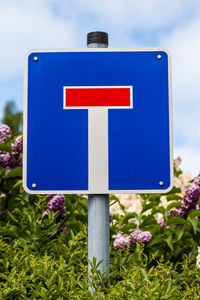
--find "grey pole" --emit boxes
[87,32,110,289]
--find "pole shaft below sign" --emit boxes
[88,194,110,278]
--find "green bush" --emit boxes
[0,124,200,299]
[0,238,200,299]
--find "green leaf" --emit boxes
[0,143,12,152]
[12,179,22,189]
[164,235,173,251]
[166,194,182,201]
[140,268,151,284]
[147,234,163,247]
[5,167,22,178]
[140,215,157,228]
[187,210,200,234]
[121,212,139,224]
[73,213,88,223]
[0,167,6,176]
[7,211,18,223]
[173,227,184,242]
[40,287,48,297]
[141,202,155,214]
[58,276,64,291]
[188,217,198,234]
[167,216,186,225]
[187,209,200,219]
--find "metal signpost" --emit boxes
[23,31,173,292]
[87,32,110,287]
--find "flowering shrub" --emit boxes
[44,194,66,221]
[169,176,200,218]
[113,229,152,250]
[130,229,152,243]
[0,124,87,247]
[0,123,200,297]
[0,124,11,143]
[0,124,22,175]
[43,194,68,232]
[113,231,133,250]
[110,176,200,262]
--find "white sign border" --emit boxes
[23,48,173,194]
[63,86,133,109]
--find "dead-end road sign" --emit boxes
[23,48,173,194]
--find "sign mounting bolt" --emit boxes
[32,183,37,188]
[33,56,38,62]
[157,54,162,60]
[159,181,164,186]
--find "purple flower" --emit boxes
[44,194,66,222]
[0,124,11,143]
[157,217,165,226]
[130,229,152,243]
[113,232,133,250]
[5,167,12,176]
[0,152,13,168]
[109,212,113,223]
[0,124,12,168]
[11,135,23,167]
[169,176,200,219]
[12,135,23,154]
[0,128,23,171]
[157,216,170,229]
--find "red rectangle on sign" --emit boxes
[64,86,132,108]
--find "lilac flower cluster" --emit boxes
[44,194,66,222]
[113,229,152,250]
[0,124,23,172]
[0,124,11,143]
[113,232,133,250]
[11,135,23,167]
[0,152,13,169]
[130,229,152,243]
[169,176,200,219]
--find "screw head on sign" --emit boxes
[157,54,162,60]
[32,183,37,188]
[33,56,38,62]
[159,181,164,186]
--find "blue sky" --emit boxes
[0,0,200,177]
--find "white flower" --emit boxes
[196,247,200,268]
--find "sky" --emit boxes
[0,0,199,178]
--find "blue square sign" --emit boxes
[23,49,173,194]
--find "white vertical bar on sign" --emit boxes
[89,108,108,193]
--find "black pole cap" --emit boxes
[87,31,108,46]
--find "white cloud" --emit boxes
[57,0,199,30]
[53,0,200,47]
[1,0,200,82]
[162,17,200,105]
[0,0,200,176]
[160,16,200,148]
[0,0,76,81]
[174,146,200,178]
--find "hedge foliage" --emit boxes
[0,125,200,299]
